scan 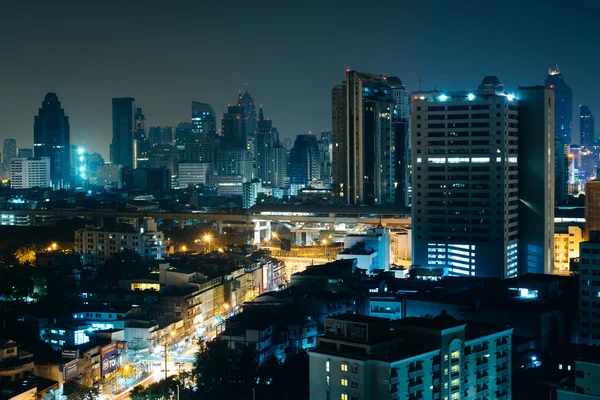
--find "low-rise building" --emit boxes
[309,313,512,400]
[0,338,34,381]
[557,358,600,399]
[74,217,165,265]
[555,225,582,273]
[10,157,51,189]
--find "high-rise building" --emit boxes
[554,225,582,273]
[111,98,136,167]
[309,314,512,400]
[133,107,149,168]
[388,77,412,209]
[221,103,247,150]
[33,93,71,188]
[191,102,217,139]
[411,77,519,278]
[332,70,397,205]
[585,181,600,239]
[580,105,596,147]
[2,138,17,178]
[272,144,287,188]
[242,179,262,209]
[175,122,194,147]
[289,134,321,185]
[545,67,573,144]
[218,99,253,179]
[148,126,173,146]
[238,90,257,138]
[178,163,212,188]
[10,157,51,189]
[555,139,569,205]
[517,86,554,275]
[17,148,33,159]
[579,231,600,345]
[318,131,332,184]
[255,108,286,186]
[215,149,253,178]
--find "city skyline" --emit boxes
[1,0,599,159]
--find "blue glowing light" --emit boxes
[507,94,516,101]
[438,94,449,101]
[467,93,475,101]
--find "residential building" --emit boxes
[178,163,212,188]
[517,86,554,275]
[580,105,596,147]
[554,226,583,273]
[411,76,519,278]
[332,70,397,205]
[545,66,573,144]
[309,314,512,400]
[337,227,390,273]
[289,134,321,186]
[0,338,34,381]
[579,231,600,345]
[557,358,600,399]
[74,217,165,266]
[33,93,71,188]
[10,157,51,189]
[111,97,136,167]
[318,130,333,184]
[2,138,16,179]
[243,179,262,209]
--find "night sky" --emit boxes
[1,0,598,159]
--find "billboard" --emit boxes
[62,359,79,381]
[100,342,119,377]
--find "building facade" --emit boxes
[74,217,165,265]
[191,102,217,139]
[411,77,519,278]
[33,93,71,188]
[309,314,512,400]
[579,231,600,345]
[111,97,136,167]
[10,157,51,189]
[289,134,321,186]
[2,138,17,179]
[178,163,212,188]
[545,67,573,144]
[332,70,398,205]
[554,226,583,273]
[580,105,596,147]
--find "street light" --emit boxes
[51,242,57,250]
[181,245,187,252]
[204,235,212,253]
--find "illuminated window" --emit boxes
[451,350,460,359]
[326,359,330,372]
[444,383,448,389]
[341,363,349,372]
[451,378,459,387]
[444,354,449,361]
[326,375,330,387]
[341,378,348,387]
[451,393,460,400]
[341,394,348,400]
[444,368,448,375]
[451,365,459,373]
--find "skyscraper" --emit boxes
[220,104,247,149]
[318,131,332,184]
[133,107,149,168]
[517,86,555,275]
[388,77,411,208]
[191,102,217,139]
[255,108,277,185]
[18,148,33,159]
[555,139,569,205]
[238,90,257,138]
[289,134,321,185]
[545,67,573,144]
[111,98,136,167]
[2,138,16,179]
[175,122,193,147]
[580,105,596,147]
[33,93,71,188]
[332,70,397,205]
[411,77,519,278]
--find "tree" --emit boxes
[14,245,37,266]
[63,382,99,400]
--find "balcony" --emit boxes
[476,372,488,383]
[409,379,424,391]
[476,384,489,393]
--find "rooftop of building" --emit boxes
[292,259,356,278]
[0,376,58,400]
[0,338,18,350]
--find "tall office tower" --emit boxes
[18,148,33,159]
[272,144,287,188]
[148,144,179,187]
[183,137,216,164]
[221,104,247,149]
[33,93,71,188]
[111,98,136,167]
[580,105,596,147]
[289,134,321,185]
[255,108,278,185]
[215,148,253,178]
[318,131,332,184]
[10,157,51,189]
[517,86,555,275]
[579,231,600,345]
[555,139,569,205]
[148,126,173,146]
[133,107,149,168]
[545,66,573,144]
[175,122,193,147]
[388,77,412,208]
[191,102,217,139]
[332,70,397,205]
[2,139,17,178]
[411,77,519,278]
[238,90,257,138]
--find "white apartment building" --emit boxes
[309,314,512,400]
[554,226,582,273]
[178,162,212,188]
[10,157,51,189]
[557,359,600,399]
[74,217,165,265]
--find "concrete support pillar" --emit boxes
[215,221,223,235]
[30,215,37,227]
[178,219,185,230]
